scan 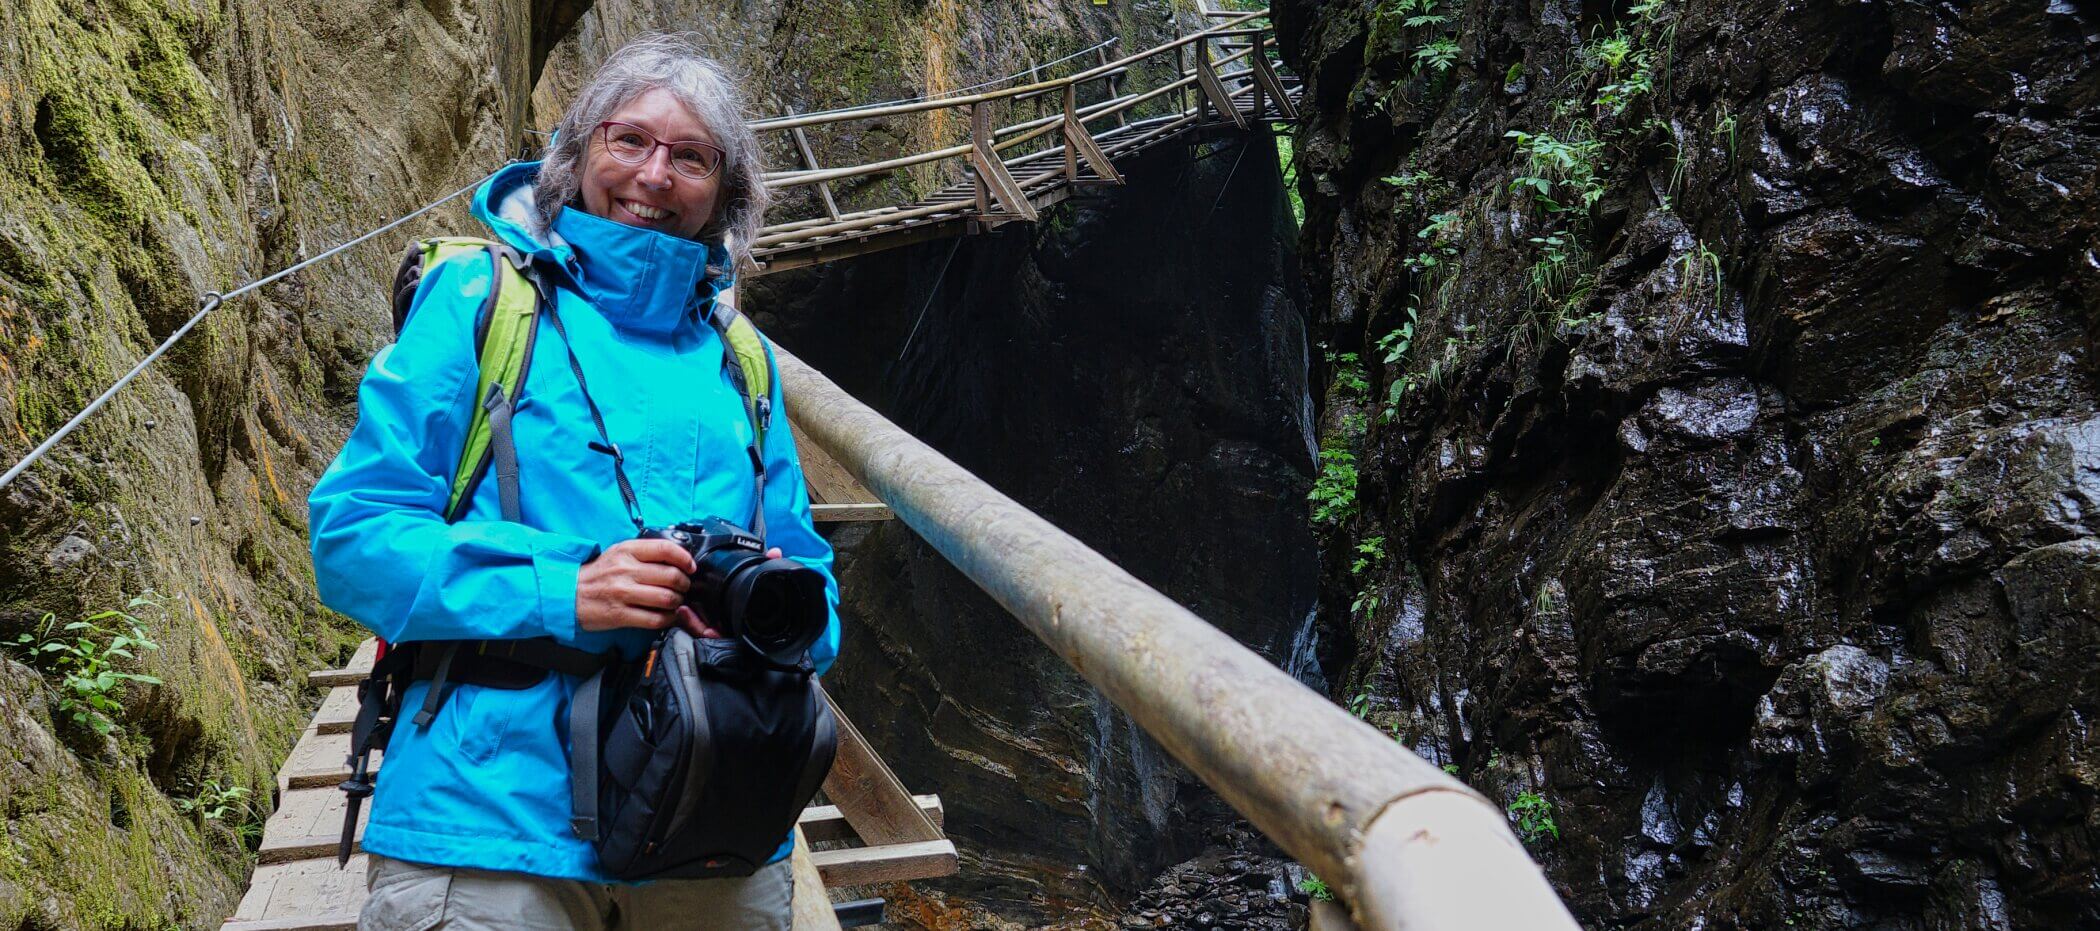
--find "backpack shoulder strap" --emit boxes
[395,236,541,523]
[705,302,775,537]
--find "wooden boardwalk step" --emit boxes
[313,686,357,736]
[278,730,372,791]
[306,640,377,688]
[811,839,959,886]
[222,855,367,930]
[258,787,944,864]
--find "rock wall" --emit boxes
[1274,0,2098,926]
[0,0,560,924]
[745,135,1313,927]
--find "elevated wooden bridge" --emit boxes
[220,8,1581,931]
[747,7,1299,275]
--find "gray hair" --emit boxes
[534,34,771,275]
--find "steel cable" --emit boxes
[0,164,511,492]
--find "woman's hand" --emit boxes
[576,539,697,632]
[675,547,784,638]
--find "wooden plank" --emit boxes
[790,827,845,931]
[812,504,895,522]
[226,854,369,924]
[221,918,360,931]
[802,795,942,843]
[792,421,886,509]
[279,730,369,791]
[258,787,367,864]
[306,640,377,688]
[818,690,945,846]
[810,839,959,887]
[313,686,358,736]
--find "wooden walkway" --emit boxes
[223,642,956,930]
[748,9,1299,275]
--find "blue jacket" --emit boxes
[308,161,841,880]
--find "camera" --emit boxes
[641,518,829,667]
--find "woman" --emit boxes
[308,34,837,930]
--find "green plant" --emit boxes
[1712,103,1740,160]
[1347,690,1372,720]
[1441,762,1462,776]
[1299,874,1336,902]
[1309,437,1360,525]
[176,778,252,824]
[1414,36,1461,74]
[1381,169,1432,190]
[1675,241,1724,308]
[1274,124,1304,227]
[13,597,165,736]
[1383,0,1452,28]
[1508,791,1560,844]
[1505,130,1604,213]
[1351,537,1388,575]
[1350,588,1383,617]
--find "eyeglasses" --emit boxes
[595,121,726,181]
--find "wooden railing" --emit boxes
[745,10,1300,271]
[773,344,1583,931]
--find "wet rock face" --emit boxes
[746,138,1314,927]
[0,0,553,923]
[1276,0,2099,925]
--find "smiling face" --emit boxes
[579,86,723,240]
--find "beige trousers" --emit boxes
[359,853,794,931]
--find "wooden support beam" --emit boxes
[1193,46,1247,128]
[1250,37,1300,121]
[968,102,1038,222]
[1062,85,1124,184]
[788,112,843,221]
[819,687,947,845]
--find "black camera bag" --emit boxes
[568,628,838,880]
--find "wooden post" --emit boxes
[1193,45,1247,128]
[788,110,843,221]
[968,101,1038,221]
[1176,43,1193,118]
[790,827,844,931]
[1251,34,1299,121]
[1062,84,1125,184]
[1098,45,1126,127]
[772,347,1581,931]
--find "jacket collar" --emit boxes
[472,161,732,338]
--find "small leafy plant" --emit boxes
[1299,873,1336,902]
[13,597,164,736]
[177,778,252,823]
[1309,439,1360,526]
[1508,791,1560,844]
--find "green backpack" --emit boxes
[389,236,775,525]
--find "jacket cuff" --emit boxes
[534,538,598,640]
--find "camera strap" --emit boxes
[541,294,647,534]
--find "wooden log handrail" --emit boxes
[759,47,1264,193]
[772,348,1582,931]
[748,10,1266,133]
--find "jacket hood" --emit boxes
[471,160,733,338]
